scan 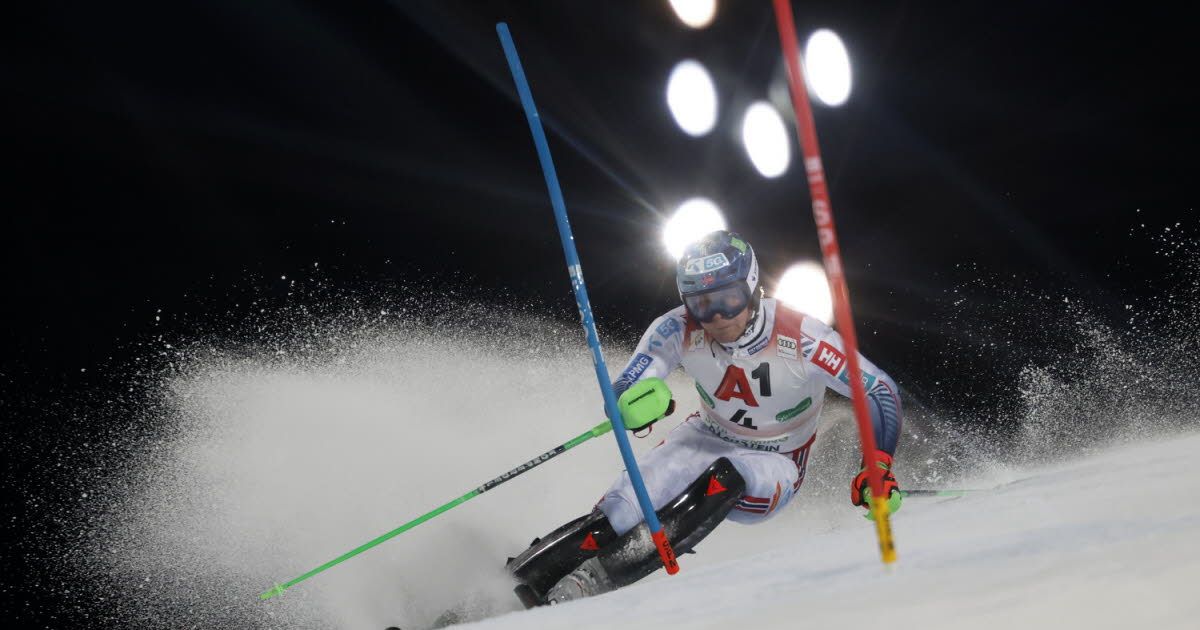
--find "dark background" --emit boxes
[5,1,1195,397]
[2,1,1196,625]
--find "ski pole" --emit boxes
[902,489,978,497]
[770,0,898,564]
[495,22,679,576]
[258,420,614,600]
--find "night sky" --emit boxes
[3,1,1198,625]
[5,0,1196,418]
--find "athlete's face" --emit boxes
[700,305,751,343]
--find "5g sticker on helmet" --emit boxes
[684,253,730,275]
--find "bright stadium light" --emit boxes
[804,29,853,107]
[775,262,834,324]
[663,198,726,260]
[666,60,718,137]
[741,101,791,178]
[668,0,717,29]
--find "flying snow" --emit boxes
[22,225,1199,630]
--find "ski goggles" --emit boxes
[683,284,751,323]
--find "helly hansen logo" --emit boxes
[812,341,845,376]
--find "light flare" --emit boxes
[668,0,717,29]
[741,101,791,178]
[666,60,718,137]
[804,29,853,107]
[663,198,727,260]
[775,261,834,324]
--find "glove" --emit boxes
[850,449,902,519]
[617,377,675,436]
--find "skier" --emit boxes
[506,230,903,606]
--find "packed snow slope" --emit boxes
[62,303,1197,630]
[43,236,1198,630]
[466,432,1200,630]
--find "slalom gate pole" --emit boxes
[259,420,615,600]
[495,22,679,576]
[770,0,897,565]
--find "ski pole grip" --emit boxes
[651,528,680,575]
[618,377,673,431]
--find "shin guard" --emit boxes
[506,457,745,606]
[505,510,618,608]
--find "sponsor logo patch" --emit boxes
[655,318,682,340]
[747,334,770,355]
[714,366,758,406]
[839,370,878,391]
[689,329,705,351]
[775,397,812,422]
[615,352,653,390]
[776,334,798,360]
[812,341,845,376]
[684,253,730,276]
[696,418,787,451]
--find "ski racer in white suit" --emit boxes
[507,230,903,606]
[599,230,904,535]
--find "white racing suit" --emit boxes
[600,298,902,535]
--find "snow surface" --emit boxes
[70,307,1198,630]
[465,433,1200,630]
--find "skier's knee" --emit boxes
[592,456,746,588]
[724,452,799,524]
[597,491,641,536]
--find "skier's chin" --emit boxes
[705,320,743,344]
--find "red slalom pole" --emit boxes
[770,0,897,564]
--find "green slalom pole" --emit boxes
[259,420,613,600]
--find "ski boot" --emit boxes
[506,456,745,606]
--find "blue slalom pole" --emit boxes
[495,22,679,575]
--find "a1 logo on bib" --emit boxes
[776,335,798,360]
